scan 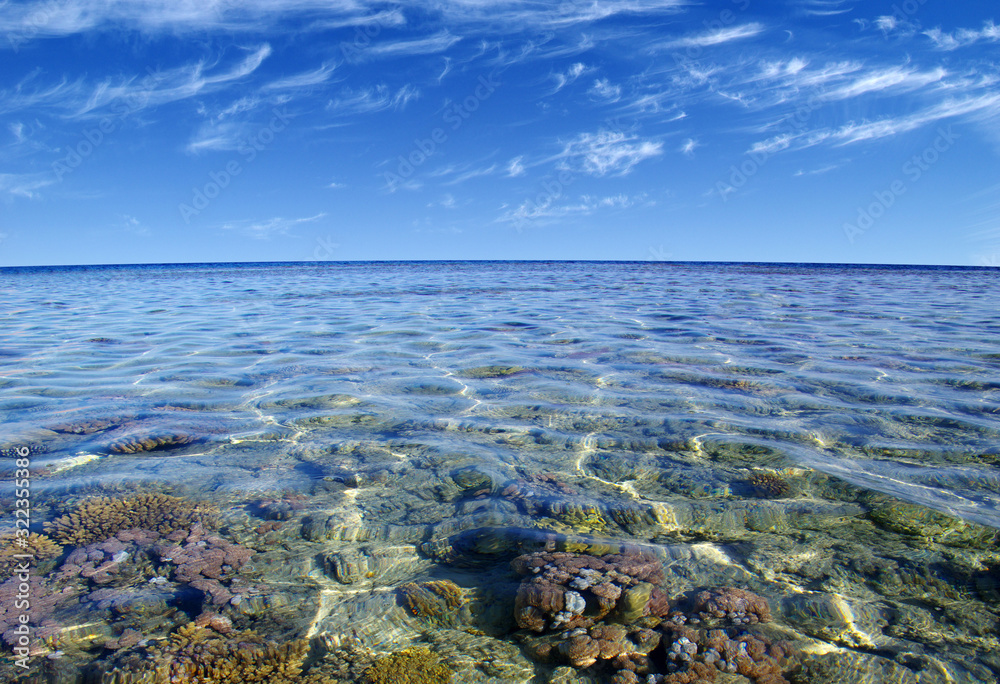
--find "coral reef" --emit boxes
[56,529,161,586]
[523,623,658,671]
[44,493,215,546]
[422,628,536,681]
[361,648,453,684]
[398,580,464,624]
[688,588,772,625]
[109,433,196,454]
[522,619,792,683]
[512,551,792,683]
[747,473,790,499]
[0,532,63,574]
[299,637,377,682]
[153,524,255,607]
[511,551,667,632]
[99,623,329,683]
[0,576,76,650]
[540,501,609,534]
[657,623,791,684]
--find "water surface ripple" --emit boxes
[3,261,997,526]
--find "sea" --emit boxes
[1,261,998,683]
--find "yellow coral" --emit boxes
[44,493,216,545]
[0,532,62,573]
[102,624,338,684]
[398,580,464,626]
[362,648,452,684]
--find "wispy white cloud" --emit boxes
[588,78,621,102]
[119,213,150,236]
[828,93,1000,145]
[0,172,54,200]
[0,2,400,41]
[430,161,498,185]
[428,193,457,209]
[328,84,419,114]
[8,122,25,143]
[873,15,916,36]
[185,121,249,154]
[554,130,663,176]
[365,31,462,58]
[821,65,946,101]
[748,91,1000,153]
[550,62,590,93]
[1,45,273,118]
[797,0,853,17]
[793,163,841,176]
[925,21,1000,50]
[219,212,326,239]
[653,23,765,51]
[498,192,643,225]
[0,0,686,49]
[214,95,262,121]
[308,9,406,32]
[487,33,596,69]
[506,156,525,177]
[263,63,337,91]
[435,0,686,31]
[448,164,496,185]
[679,138,698,157]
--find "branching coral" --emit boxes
[0,532,62,574]
[361,648,453,684]
[100,623,338,684]
[44,493,216,546]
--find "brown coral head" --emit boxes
[747,473,790,499]
[398,580,463,620]
[691,587,772,624]
[109,432,196,454]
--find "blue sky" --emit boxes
[1,0,999,266]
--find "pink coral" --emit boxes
[511,550,665,631]
[58,532,157,585]
[0,576,76,649]
[153,524,254,607]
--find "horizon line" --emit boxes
[1,258,998,271]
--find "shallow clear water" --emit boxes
[1,261,999,683]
